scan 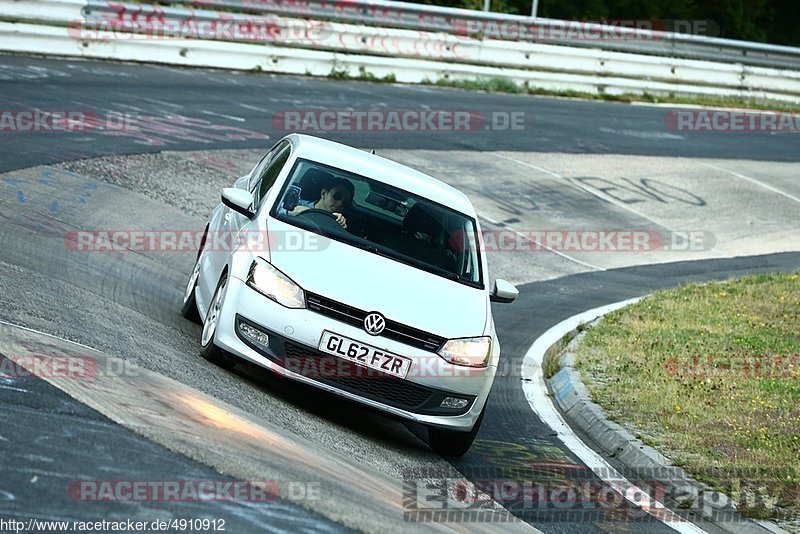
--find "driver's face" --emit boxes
[320,187,351,212]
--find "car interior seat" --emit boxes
[396,203,458,273]
[297,168,335,202]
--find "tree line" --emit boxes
[413,0,799,47]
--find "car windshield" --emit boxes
[271,158,483,288]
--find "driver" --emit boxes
[288,178,354,229]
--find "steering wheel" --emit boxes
[295,208,338,220]
[294,208,345,232]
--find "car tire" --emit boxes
[180,253,203,324]
[199,272,236,370]
[427,403,486,457]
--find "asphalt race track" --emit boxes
[1,54,799,533]
[2,55,800,173]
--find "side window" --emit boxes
[249,142,282,192]
[251,141,291,207]
[255,148,290,208]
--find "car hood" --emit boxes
[266,220,488,340]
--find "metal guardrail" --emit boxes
[155,0,800,70]
[70,0,800,97]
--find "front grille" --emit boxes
[306,292,446,352]
[236,314,476,416]
[283,341,434,410]
[234,315,475,416]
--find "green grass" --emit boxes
[329,67,397,83]
[543,352,561,379]
[423,76,800,112]
[574,272,800,520]
[429,76,525,94]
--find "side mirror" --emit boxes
[221,188,255,219]
[282,185,302,212]
[490,279,518,303]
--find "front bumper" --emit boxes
[212,275,496,431]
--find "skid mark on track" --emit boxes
[0,320,536,533]
[0,198,80,239]
[92,114,269,147]
[0,65,71,81]
[470,438,584,484]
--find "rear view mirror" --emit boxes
[490,279,518,303]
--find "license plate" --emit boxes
[318,331,411,379]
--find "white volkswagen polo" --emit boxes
[182,134,518,456]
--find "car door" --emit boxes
[229,141,292,262]
[197,141,291,312]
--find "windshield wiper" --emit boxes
[347,240,393,259]
[350,241,475,285]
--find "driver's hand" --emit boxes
[333,212,347,229]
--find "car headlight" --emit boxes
[437,336,491,368]
[246,258,305,309]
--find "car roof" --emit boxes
[287,134,476,216]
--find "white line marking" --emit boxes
[506,226,605,271]
[239,103,271,113]
[479,214,501,225]
[113,103,147,112]
[138,97,183,109]
[0,319,99,352]
[628,101,773,113]
[521,298,708,534]
[477,215,605,272]
[150,65,197,77]
[599,126,684,140]
[0,384,29,393]
[494,154,587,194]
[495,154,675,231]
[202,110,246,123]
[700,162,800,205]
